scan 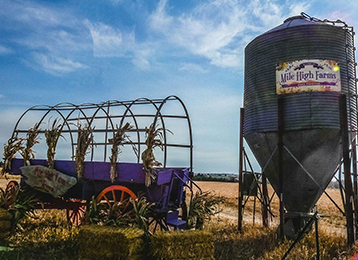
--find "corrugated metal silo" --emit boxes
[244,14,357,227]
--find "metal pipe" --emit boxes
[278,96,285,240]
[340,94,355,245]
[238,108,244,231]
[262,172,269,227]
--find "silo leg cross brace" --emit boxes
[238,108,272,231]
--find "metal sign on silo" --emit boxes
[243,13,357,237]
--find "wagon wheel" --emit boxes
[148,212,170,234]
[96,185,137,213]
[66,199,86,226]
[5,180,19,193]
[4,181,19,209]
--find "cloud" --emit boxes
[1,0,90,75]
[179,63,208,73]
[0,0,62,28]
[0,45,13,55]
[85,20,136,58]
[289,2,310,16]
[149,0,246,69]
[31,53,88,75]
[85,19,154,70]
[149,0,173,32]
[148,0,312,69]
[132,49,153,70]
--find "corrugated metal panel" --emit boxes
[244,18,356,134]
[243,15,357,214]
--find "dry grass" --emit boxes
[195,181,353,260]
[0,179,355,259]
[196,181,346,232]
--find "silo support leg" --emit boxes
[340,94,355,245]
[238,108,244,231]
[278,97,285,240]
[262,173,269,227]
[352,137,358,239]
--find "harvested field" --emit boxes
[196,181,346,234]
[0,177,354,259]
[0,178,347,231]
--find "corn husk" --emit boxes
[2,134,24,175]
[109,122,134,183]
[44,119,63,169]
[19,123,40,166]
[141,124,172,186]
[75,122,94,179]
[187,191,224,230]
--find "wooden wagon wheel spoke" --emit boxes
[118,197,132,212]
[66,198,86,226]
[103,195,111,207]
[96,185,137,209]
[5,181,19,193]
[112,190,116,202]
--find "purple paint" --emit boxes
[10,158,187,186]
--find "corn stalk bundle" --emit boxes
[109,122,135,183]
[44,119,63,169]
[141,124,172,187]
[19,123,40,166]
[2,135,24,175]
[187,191,224,230]
[75,122,94,179]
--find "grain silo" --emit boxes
[243,13,357,236]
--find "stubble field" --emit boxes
[0,176,355,259]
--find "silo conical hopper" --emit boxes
[244,14,357,234]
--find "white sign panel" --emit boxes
[276,59,341,94]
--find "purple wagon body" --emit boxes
[11,159,189,212]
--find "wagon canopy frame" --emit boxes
[11,95,193,174]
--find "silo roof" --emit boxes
[263,15,323,35]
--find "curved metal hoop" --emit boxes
[12,96,193,173]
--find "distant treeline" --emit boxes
[193,173,341,188]
[193,173,238,182]
[327,180,340,189]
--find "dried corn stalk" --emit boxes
[75,122,94,179]
[141,124,172,187]
[45,119,63,169]
[109,122,136,183]
[19,123,40,166]
[2,134,24,175]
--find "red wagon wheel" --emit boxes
[5,180,19,193]
[96,185,137,212]
[66,199,86,226]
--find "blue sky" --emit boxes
[0,0,357,173]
